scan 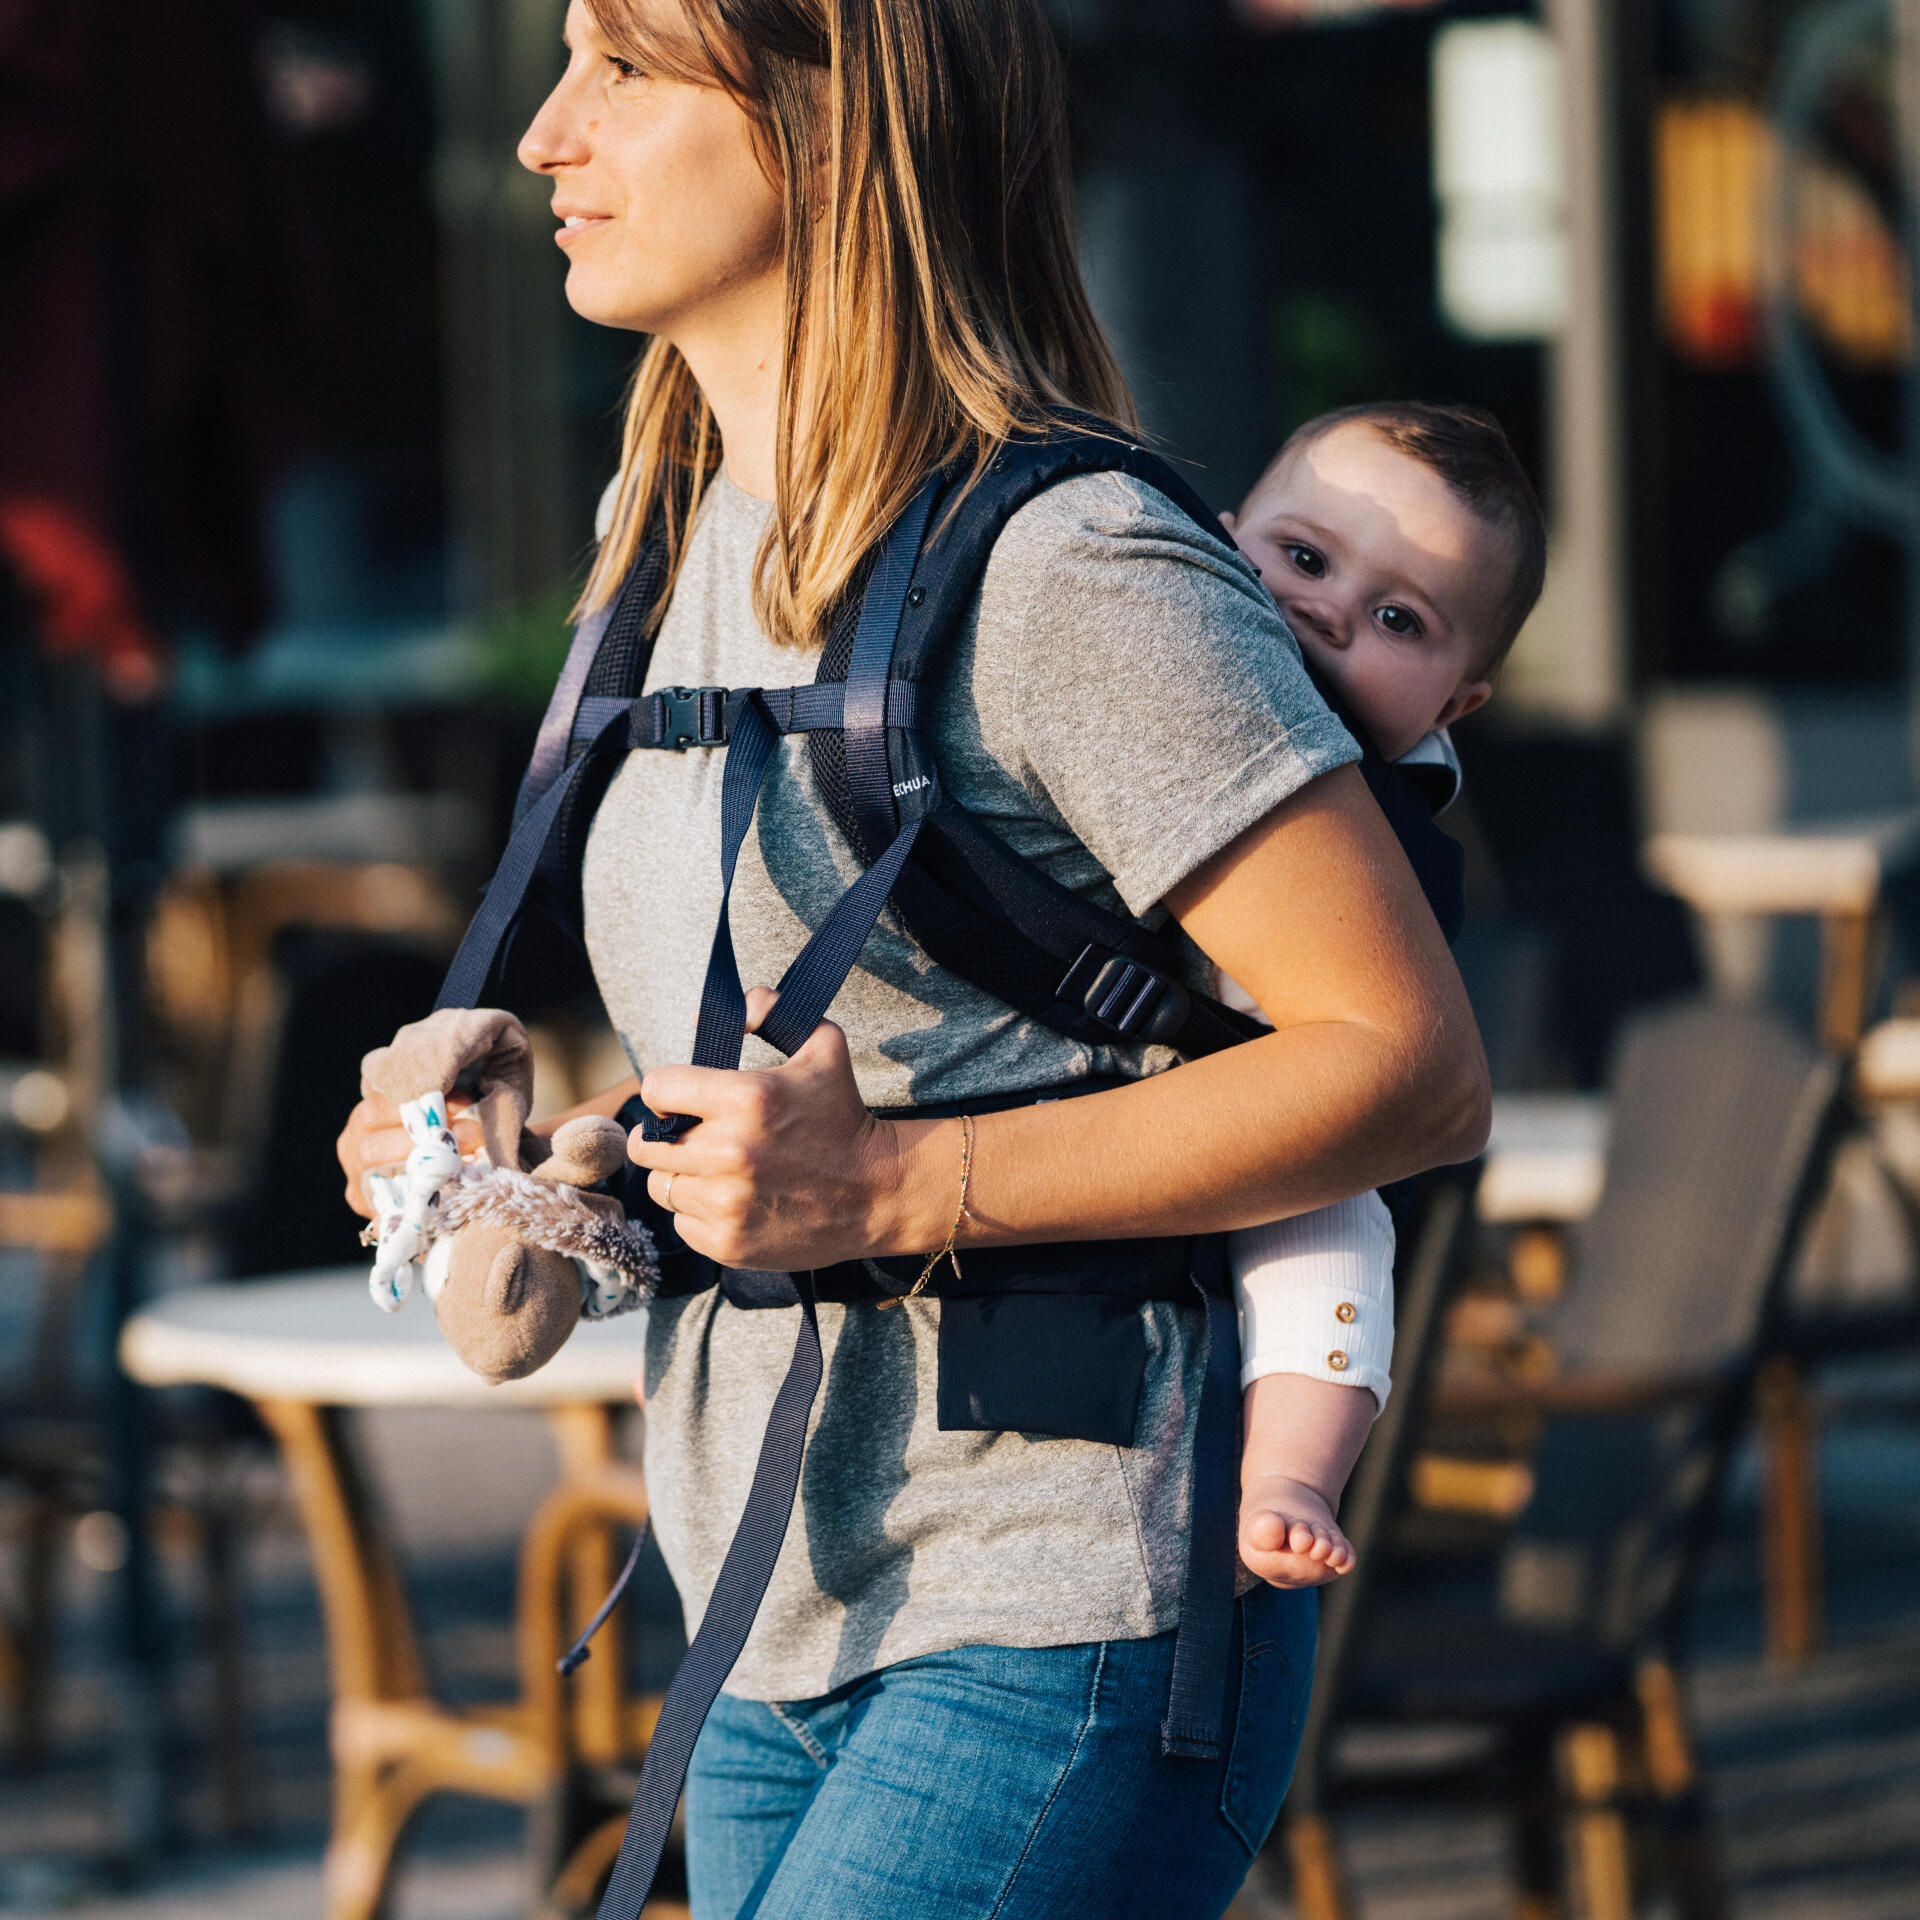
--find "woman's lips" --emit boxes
[555,214,611,248]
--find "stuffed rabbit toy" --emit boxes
[359,1009,657,1384]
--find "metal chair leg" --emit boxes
[199,1501,261,1836]
[1285,1812,1352,1920]
[1756,1355,1823,1667]
[14,1489,61,1767]
[1558,1723,1633,1920]
[1510,1758,1565,1920]
[1635,1661,1727,1920]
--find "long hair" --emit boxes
[578,0,1134,648]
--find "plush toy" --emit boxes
[358,1008,657,1384]
[365,1092,463,1312]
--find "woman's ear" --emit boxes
[1218,509,1238,535]
[1435,679,1492,730]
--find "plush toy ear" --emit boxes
[402,1094,449,1146]
[484,1243,530,1315]
[532,1114,629,1187]
[364,1171,405,1221]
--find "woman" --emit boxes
[341,1,1488,1913]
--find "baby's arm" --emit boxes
[1234,1191,1396,1587]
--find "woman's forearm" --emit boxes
[876,1001,1483,1255]
[537,1075,642,1135]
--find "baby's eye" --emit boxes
[1285,543,1326,579]
[1376,603,1422,637]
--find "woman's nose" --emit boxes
[519,69,589,175]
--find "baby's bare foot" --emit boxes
[1237,1472,1356,1590]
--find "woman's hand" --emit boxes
[335,1093,485,1219]
[625,989,943,1271]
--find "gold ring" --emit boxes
[661,1172,679,1212]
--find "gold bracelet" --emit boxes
[879,1113,975,1308]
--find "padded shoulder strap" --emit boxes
[798,425,1273,1059]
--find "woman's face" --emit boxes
[518,1,784,344]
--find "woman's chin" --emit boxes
[561,271,654,334]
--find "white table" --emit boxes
[121,1267,650,1408]
[1479,1093,1609,1226]
[121,1271,659,1920]
[1644,812,1920,1054]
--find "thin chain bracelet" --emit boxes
[879,1112,975,1308]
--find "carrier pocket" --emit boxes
[935,1293,1148,1445]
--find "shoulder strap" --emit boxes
[805,422,1317,1058]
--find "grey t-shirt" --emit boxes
[582,468,1357,1700]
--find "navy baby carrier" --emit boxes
[434,421,1464,1916]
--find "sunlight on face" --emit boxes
[1229,422,1503,761]
[517,0,784,343]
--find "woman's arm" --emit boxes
[628,762,1489,1269]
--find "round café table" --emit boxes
[120,1269,667,1920]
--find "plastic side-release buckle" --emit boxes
[1057,945,1192,1045]
[645,685,731,749]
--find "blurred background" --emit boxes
[2,0,1918,1914]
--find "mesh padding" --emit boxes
[806,555,877,858]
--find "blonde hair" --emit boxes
[579,0,1134,648]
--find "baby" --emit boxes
[1225,401,1546,1588]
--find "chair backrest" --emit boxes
[1285,1161,1482,1814]
[1500,999,1846,1649]
[1554,999,1838,1379]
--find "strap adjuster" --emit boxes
[647,685,730,749]
[1057,945,1192,1045]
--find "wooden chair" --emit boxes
[518,1469,678,1920]
[275,1419,668,1920]
[1645,817,1920,1664]
[1280,1001,1847,1920]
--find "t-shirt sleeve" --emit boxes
[986,471,1360,915]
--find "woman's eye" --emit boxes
[1376,604,1422,637]
[606,54,643,80]
[1285,544,1326,579]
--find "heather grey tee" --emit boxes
[581,469,1357,1700]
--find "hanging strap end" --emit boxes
[1159,1716,1223,1762]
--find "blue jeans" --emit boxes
[684,1581,1315,1920]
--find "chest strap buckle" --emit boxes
[645,685,731,749]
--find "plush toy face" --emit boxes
[432,1226,583,1384]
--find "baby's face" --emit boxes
[1226,422,1501,761]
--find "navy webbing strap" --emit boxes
[572,680,920,752]
[756,814,926,1056]
[594,1274,823,1920]
[640,483,940,1134]
[687,695,781,1079]
[1160,1238,1241,1758]
[436,700,634,1012]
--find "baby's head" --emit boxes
[1225,402,1546,761]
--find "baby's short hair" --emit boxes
[1263,401,1547,672]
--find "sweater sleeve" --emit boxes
[1230,1192,1396,1409]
